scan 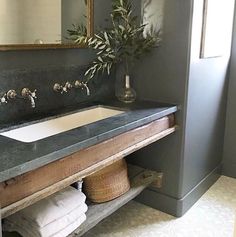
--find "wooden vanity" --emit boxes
[0,113,176,236]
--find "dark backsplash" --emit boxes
[0,65,115,128]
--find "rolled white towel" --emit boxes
[4,212,86,237]
[12,187,86,228]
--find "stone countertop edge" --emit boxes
[0,101,178,183]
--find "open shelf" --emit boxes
[68,165,160,237]
[2,165,161,237]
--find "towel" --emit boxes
[4,203,88,237]
[52,214,86,237]
[14,186,86,228]
[4,213,86,237]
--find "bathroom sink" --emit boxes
[0,106,124,143]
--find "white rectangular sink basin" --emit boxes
[0,106,124,143]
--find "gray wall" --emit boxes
[223,8,236,178]
[130,0,193,199]
[181,0,234,195]
[129,0,234,216]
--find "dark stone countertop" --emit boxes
[0,100,178,183]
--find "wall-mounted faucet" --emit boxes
[53,82,73,94]
[21,88,37,108]
[0,88,37,108]
[74,80,90,96]
[53,81,90,96]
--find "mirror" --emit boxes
[0,0,94,50]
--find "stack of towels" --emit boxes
[3,186,88,237]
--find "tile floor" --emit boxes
[3,176,236,237]
[85,176,236,237]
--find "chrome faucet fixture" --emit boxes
[64,82,73,93]
[21,88,37,108]
[53,83,62,93]
[0,93,7,105]
[53,82,73,94]
[0,90,17,106]
[53,81,90,96]
[74,80,90,96]
[6,90,17,100]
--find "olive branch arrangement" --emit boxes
[68,0,161,81]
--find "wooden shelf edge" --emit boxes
[68,165,160,237]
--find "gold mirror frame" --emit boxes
[0,0,94,51]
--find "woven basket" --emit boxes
[84,159,130,203]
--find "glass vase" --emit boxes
[116,75,136,103]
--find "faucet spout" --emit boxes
[83,83,90,96]
[74,80,90,96]
[21,88,37,108]
[29,95,36,108]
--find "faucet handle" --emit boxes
[7,90,17,100]
[21,88,37,98]
[54,82,73,94]
[62,82,73,94]
[0,94,7,104]
[53,83,63,93]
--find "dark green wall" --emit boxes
[223,8,236,178]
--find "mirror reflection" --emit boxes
[141,0,164,37]
[0,0,88,45]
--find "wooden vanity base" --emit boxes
[0,115,176,218]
